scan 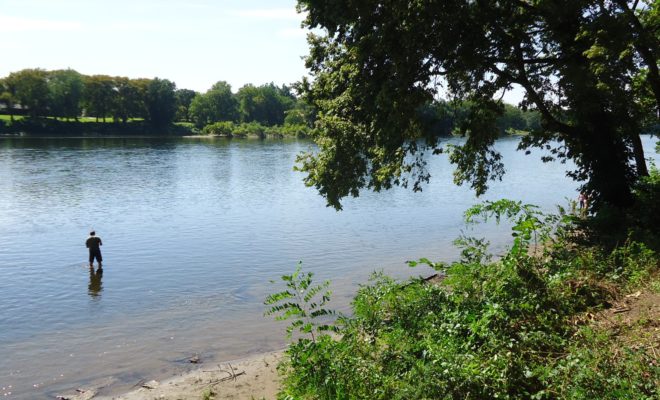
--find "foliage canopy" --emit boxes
[296,0,659,210]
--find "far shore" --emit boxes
[0,133,302,140]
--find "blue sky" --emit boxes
[0,0,310,92]
[0,0,525,103]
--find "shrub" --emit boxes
[232,121,266,138]
[202,121,235,136]
[200,121,309,138]
[267,200,659,399]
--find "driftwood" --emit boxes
[205,363,246,388]
[131,379,146,389]
[207,371,246,385]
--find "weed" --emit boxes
[201,387,215,400]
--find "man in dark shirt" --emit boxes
[86,231,103,268]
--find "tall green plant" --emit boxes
[265,263,336,342]
[265,264,344,399]
[463,199,569,256]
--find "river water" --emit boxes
[0,135,657,398]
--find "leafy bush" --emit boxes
[267,200,659,399]
[275,124,311,138]
[202,121,235,136]
[201,121,311,138]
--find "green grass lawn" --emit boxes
[74,117,146,123]
[0,114,24,122]
[0,114,146,123]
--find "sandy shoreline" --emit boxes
[58,351,284,400]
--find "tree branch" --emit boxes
[489,57,564,65]
[490,46,576,136]
[614,0,660,113]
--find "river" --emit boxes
[0,135,657,398]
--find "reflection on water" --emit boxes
[88,267,103,298]
[0,136,657,399]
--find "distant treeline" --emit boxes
[0,68,540,137]
[417,100,541,138]
[0,68,314,136]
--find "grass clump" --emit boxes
[201,388,215,400]
[267,199,659,399]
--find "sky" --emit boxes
[0,0,311,93]
[0,0,525,102]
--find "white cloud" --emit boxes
[0,15,82,32]
[231,8,304,20]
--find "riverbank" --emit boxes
[0,117,196,136]
[57,351,283,400]
[54,274,659,400]
[0,116,311,138]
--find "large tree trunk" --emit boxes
[630,133,649,177]
[581,120,635,208]
[615,0,660,113]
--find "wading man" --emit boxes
[86,231,103,268]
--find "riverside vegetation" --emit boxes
[0,68,541,138]
[265,3,660,394]
[0,70,315,137]
[266,168,659,400]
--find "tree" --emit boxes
[6,69,49,118]
[48,69,83,120]
[174,89,198,122]
[236,83,295,126]
[83,75,116,122]
[110,77,147,123]
[284,100,316,127]
[497,104,528,134]
[0,78,17,121]
[145,78,177,128]
[189,81,239,127]
[416,100,456,138]
[296,0,659,210]
[130,78,151,120]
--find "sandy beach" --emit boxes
[57,351,284,400]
